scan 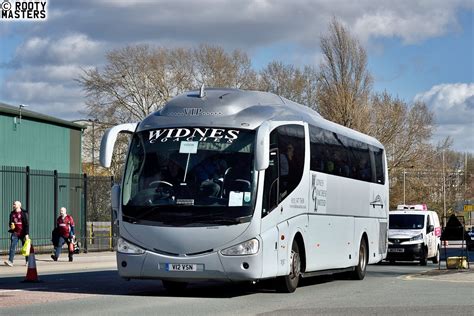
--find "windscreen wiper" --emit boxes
[193,215,252,225]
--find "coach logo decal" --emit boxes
[370,194,384,208]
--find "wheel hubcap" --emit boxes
[360,246,366,270]
[290,250,301,280]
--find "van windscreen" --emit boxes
[389,214,424,229]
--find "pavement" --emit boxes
[0,250,473,282]
[0,251,117,278]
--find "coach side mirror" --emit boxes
[255,122,270,170]
[111,184,121,213]
[100,123,138,168]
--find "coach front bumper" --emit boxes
[116,248,263,282]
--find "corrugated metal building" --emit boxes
[1,102,84,254]
[0,102,83,172]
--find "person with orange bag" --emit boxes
[51,207,75,262]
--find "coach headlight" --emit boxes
[117,237,145,254]
[221,238,259,256]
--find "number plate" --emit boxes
[165,263,197,271]
[388,248,404,253]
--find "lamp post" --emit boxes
[402,166,414,205]
[88,119,99,228]
[19,104,28,123]
[403,169,406,205]
[88,119,99,176]
[442,150,446,225]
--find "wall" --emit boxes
[0,114,79,173]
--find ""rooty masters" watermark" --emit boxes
[1,0,47,20]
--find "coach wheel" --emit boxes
[277,240,301,293]
[350,239,367,280]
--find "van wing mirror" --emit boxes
[428,225,434,233]
[255,122,270,171]
[100,123,138,168]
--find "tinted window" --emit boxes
[262,148,279,217]
[121,127,257,225]
[276,125,305,200]
[372,147,385,184]
[389,214,425,229]
[309,125,384,184]
[262,124,305,216]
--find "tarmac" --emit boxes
[1,250,473,282]
[0,251,117,278]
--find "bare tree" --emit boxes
[193,44,257,89]
[388,100,434,169]
[258,61,319,109]
[77,44,258,178]
[317,18,372,132]
[78,45,195,124]
[368,92,435,169]
[390,150,472,217]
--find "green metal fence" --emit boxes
[1,165,115,256]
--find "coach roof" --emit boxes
[138,88,383,148]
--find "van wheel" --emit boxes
[432,247,440,264]
[276,240,301,293]
[350,239,367,280]
[420,248,428,266]
[162,280,187,293]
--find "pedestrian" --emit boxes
[4,201,29,267]
[51,207,75,262]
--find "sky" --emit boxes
[0,0,473,152]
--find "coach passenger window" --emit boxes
[262,148,279,217]
[262,125,305,217]
[276,125,305,200]
[262,133,280,217]
[372,147,385,184]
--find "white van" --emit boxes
[387,204,441,265]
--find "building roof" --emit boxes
[0,101,85,130]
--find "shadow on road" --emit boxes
[0,270,275,298]
[2,247,471,298]
[0,269,371,298]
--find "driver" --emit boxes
[162,157,184,186]
[195,155,227,197]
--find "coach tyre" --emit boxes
[277,240,301,293]
[350,238,367,280]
